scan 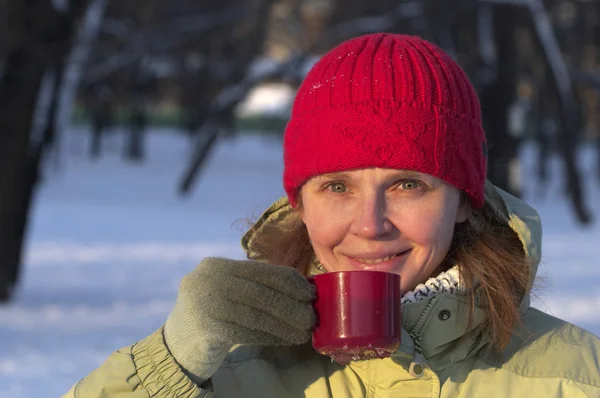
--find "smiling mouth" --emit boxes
[356,253,398,264]
[350,249,412,265]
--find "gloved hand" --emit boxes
[164,257,316,384]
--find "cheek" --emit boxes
[302,202,350,250]
[393,202,457,249]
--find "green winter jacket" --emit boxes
[62,185,600,397]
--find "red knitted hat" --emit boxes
[283,33,487,208]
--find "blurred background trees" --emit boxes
[1,0,600,301]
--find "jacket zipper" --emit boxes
[408,297,437,378]
[408,333,428,378]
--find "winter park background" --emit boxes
[3,1,600,397]
[0,121,599,397]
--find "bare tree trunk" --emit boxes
[536,126,549,194]
[535,112,554,198]
[177,0,277,195]
[55,0,108,144]
[479,4,520,197]
[528,0,591,224]
[41,66,64,169]
[533,62,550,197]
[0,48,46,300]
[0,0,85,301]
[125,64,150,162]
[90,120,104,158]
[126,105,146,161]
[425,0,457,58]
[596,136,600,184]
[179,122,220,194]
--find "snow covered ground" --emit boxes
[0,127,599,397]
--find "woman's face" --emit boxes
[300,168,468,295]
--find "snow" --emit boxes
[0,127,599,397]
[236,83,295,118]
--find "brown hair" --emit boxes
[445,193,531,350]
[246,193,531,351]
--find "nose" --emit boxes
[351,191,393,239]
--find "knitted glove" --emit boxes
[164,257,316,384]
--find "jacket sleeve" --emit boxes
[61,327,213,398]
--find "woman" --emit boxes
[63,33,600,397]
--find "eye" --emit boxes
[397,180,421,190]
[325,182,347,193]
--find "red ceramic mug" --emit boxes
[309,271,401,364]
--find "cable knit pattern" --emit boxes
[283,33,487,208]
[401,265,463,306]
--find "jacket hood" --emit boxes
[483,181,542,290]
[240,182,543,369]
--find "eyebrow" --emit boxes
[313,172,352,180]
[393,170,426,179]
[314,170,427,180]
